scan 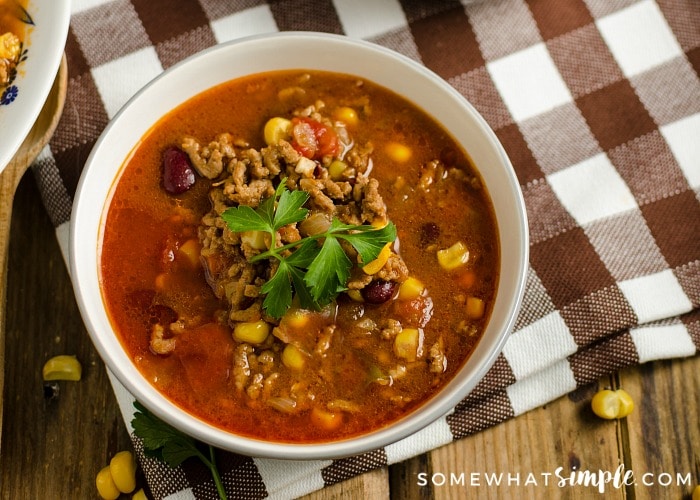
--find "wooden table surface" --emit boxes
[1,171,698,499]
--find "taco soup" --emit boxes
[100,70,500,443]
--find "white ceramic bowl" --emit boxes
[0,0,71,173]
[71,32,528,460]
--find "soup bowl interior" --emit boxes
[71,32,528,460]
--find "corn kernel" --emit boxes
[394,328,422,362]
[284,308,310,329]
[263,117,292,146]
[466,296,485,319]
[110,450,137,494]
[328,159,347,180]
[241,230,267,250]
[233,320,270,344]
[334,106,358,127]
[132,489,148,500]
[362,243,392,275]
[347,289,364,302]
[370,218,388,229]
[178,238,201,267]
[591,389,634,419]
[0,32,20,60]
[281,344,307,370]
[385,142,412,163]
[398,277,425,301]
[42,355,82,381]
[310,406,343,431]
[437,241,469,271]
[96,466,120,500]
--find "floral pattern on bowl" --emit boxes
[1,5,33,106]
[0,0,70,173]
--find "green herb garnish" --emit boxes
[221,181,397,318]
[131,401,228,500]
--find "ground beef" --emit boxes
[194,105,409,327]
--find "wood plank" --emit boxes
[619,356,700,500]
[0,57,67,452]
[0,174,137,499]
[300,467,390,500]
[390,379,626,499]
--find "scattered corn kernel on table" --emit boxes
[1,172,699,499]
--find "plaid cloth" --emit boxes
[33,0,699,498]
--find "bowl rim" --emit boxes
[70,31,528,460]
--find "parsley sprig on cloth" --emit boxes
[221,181,396,318]
[132,401,228,499]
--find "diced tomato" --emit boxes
[291,117,340,160]
[292,118,318,158]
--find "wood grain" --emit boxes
[1,174,135,499]
[0,56,67,451]
[620,358,700,500]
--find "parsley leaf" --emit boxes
[221,205,269,232]
[260,261,293,319]
[272,187,309,230]
[220,181,397,318]
[305,237,352,304]
[331,219,397,264]
[131,401,228,500]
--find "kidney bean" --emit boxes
[362,280,398,304]
[162,146,196,194]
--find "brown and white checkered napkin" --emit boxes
[33,0,699,498]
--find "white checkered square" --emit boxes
[506,360,577,416]
[71,0,114,14]
[384,417,453,464]
[519,104,601,175]
[596,0,683,77]
[333,0,407,40]
[487,43,573,122]
[630,323,696,363]
[547,153,638,225]
[210,5,279,44]
[163,489,197,500]
[466,0,541,61]
[618,269,693,324]
[253,458,330,497]
[660,112,700,189]
[502,311,578,379]
[91,47,163,119]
